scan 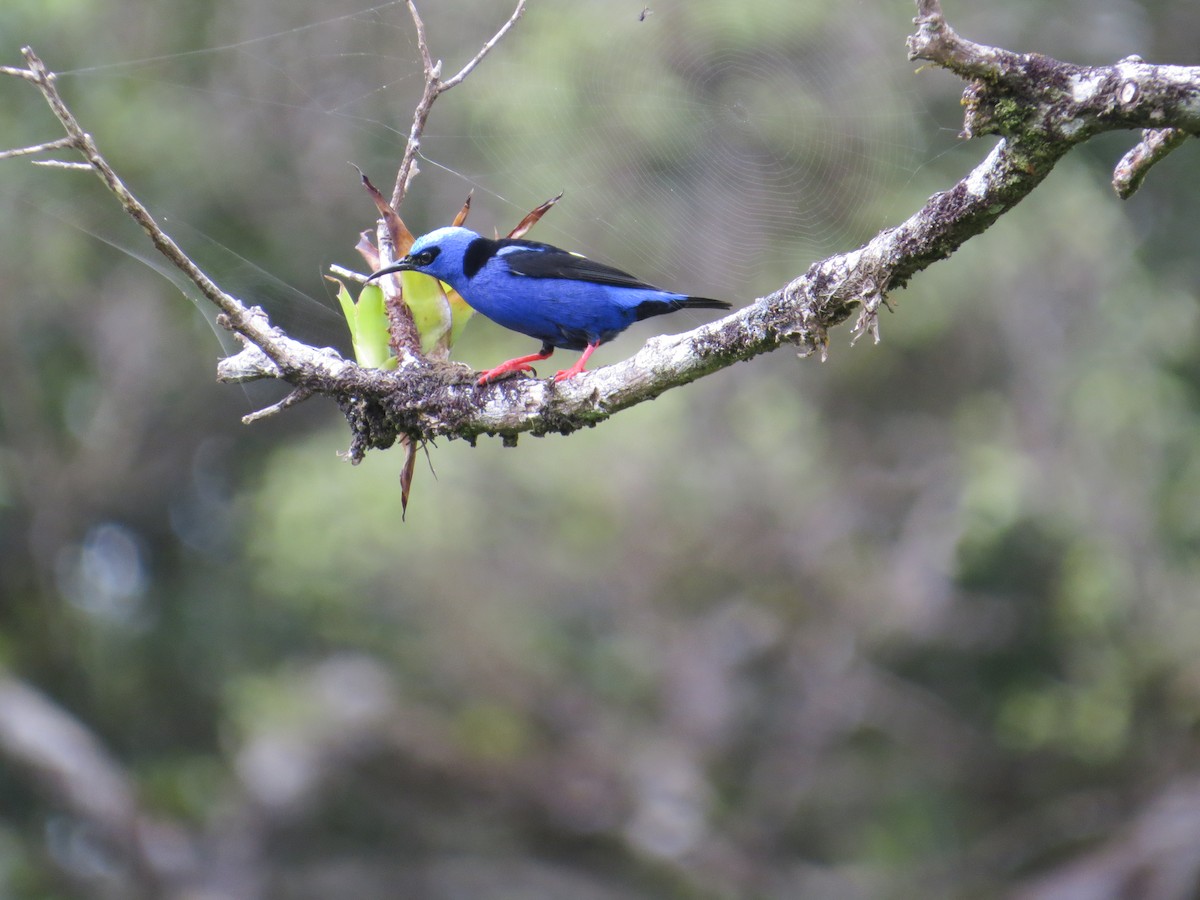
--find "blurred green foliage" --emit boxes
[3,1,1200,897]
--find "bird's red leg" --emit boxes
[477,344,554,385]
[554,341,599,382]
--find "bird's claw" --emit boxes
[476,364,537,385]
[552,360,589,382]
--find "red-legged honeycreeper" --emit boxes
[366,226,731,385]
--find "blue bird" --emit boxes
[367,226,731,384]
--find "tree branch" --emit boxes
[0,135,75,160]
[1113,126,1188,198]
[5,2,1199,456]
[390,0,526,211]
[5,47,297,381]
[438,1,526,91]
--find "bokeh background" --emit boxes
[3,1,1200,897]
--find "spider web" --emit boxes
[416,0,935,296]
[35,0,945,312]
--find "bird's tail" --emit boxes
[679,296,732,310]
[634,295,731,322]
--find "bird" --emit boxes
[367,226,731,385]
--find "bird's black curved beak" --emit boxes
[364,258,414,283]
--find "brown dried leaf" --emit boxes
[451,192,473,227]
[355,230,380,271]
[507,192,563,239]
[399,436,418,520]
[354,165,414,253]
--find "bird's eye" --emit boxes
[410,246,440,268]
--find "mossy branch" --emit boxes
[4,1,1199,456]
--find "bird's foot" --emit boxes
[476,349,553,385]
[553,363,586,382]
[476,363,537,385]
[552,342,599,382]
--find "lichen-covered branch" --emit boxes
[5,1,1200,456]
[910,1,1200,142]
[1113,127,1188,198]
[229,136,1076,460]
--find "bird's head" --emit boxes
[366,226,480,288]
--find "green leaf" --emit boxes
[354,283,394,369]
[448,286,475,349]
[332,279,396,370]
[400,270,453,356]
[399,271,475,358]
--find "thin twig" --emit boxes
[0,64,36,81]
[328,263,368,283]
[242,387,314,424]
[1113,127,1187,199]
[31,159,93,170]
[9,47,294,370]
[407,0,435,74]
[439,0,526,91]
[389,0,526,210]
[389,3,438,211]
[0,135,75,160]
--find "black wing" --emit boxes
[496,239,659,290]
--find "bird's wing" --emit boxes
[496,240,658,290]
